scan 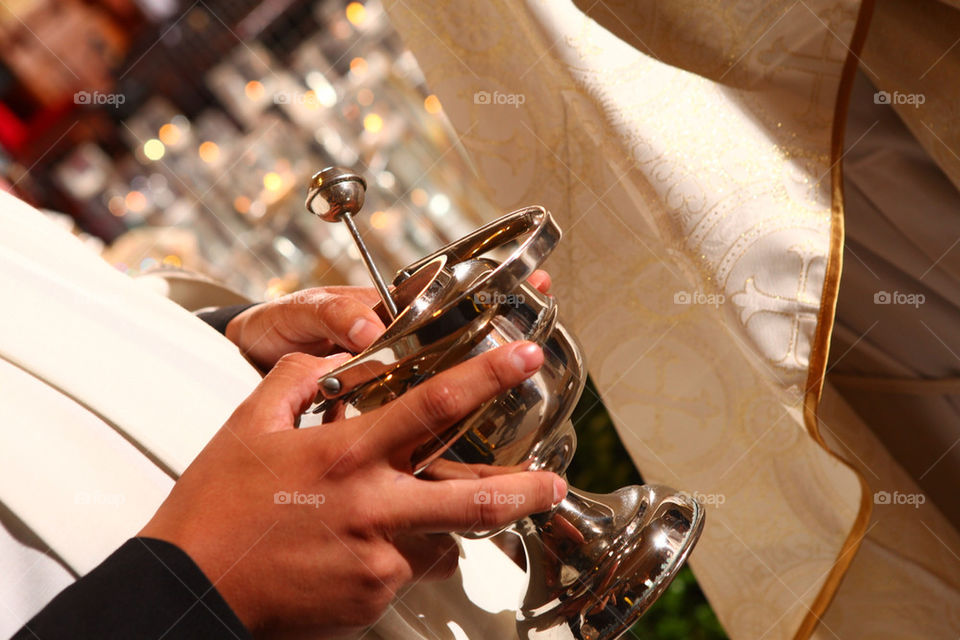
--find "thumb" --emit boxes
[230,352,350,437]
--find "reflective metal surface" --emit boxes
[306,166,398,318]
[302,168,705,639]
[517,486,704,640]
[313,204,562,401]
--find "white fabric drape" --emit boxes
[382,1,960,638]
[0,193,528,640]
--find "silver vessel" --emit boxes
[304,167,705,640]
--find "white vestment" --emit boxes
[0,191,527,639]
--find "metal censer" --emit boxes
[304,167,705,640]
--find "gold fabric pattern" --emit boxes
[383,1,870,637]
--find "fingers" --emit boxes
[231,352,350,437]
[394,533,460,581]
[394,471,566,534]
[349,342,544,461]
[309,286,383,308]
[527,270,551,294]
[275,289,386,352]
[418,458,533,481]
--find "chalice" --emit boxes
[304,167,704,640]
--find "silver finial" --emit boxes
[306,167,398,319]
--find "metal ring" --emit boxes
[315,207,560,400]
[396,205,560,297]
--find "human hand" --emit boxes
[139,341,565,638]
[224,270,553,370]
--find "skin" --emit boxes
[140,271,561,638]
[225,270,551,370]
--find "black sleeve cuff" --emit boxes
[14,537,251,640]
[196,303,260,335]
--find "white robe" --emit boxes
[0,191,528,640]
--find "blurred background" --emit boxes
[1,0,495,298]
[0,1,725,636]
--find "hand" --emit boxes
[139,341,565,638]
[225,271,554,370]
[226,287,386,371]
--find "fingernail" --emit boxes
[511,342,543,374]
[348,318,380,350]
[552,476,567,507]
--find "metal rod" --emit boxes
[341,211,398,319]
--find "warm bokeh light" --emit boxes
[410,188,428,207]
[143,139,165,161]
[162,255,182,268]
[429,193,451,216]
[158,123,182,146]
[107,195,126,217]
[303,90,319,109]
[198,141,220,164]
[315,83,337,107]
[233,196,251,213]
[376,171,396,190]
[357,88,374,106]
[244,80,265,101]
[363,113,383,133]
[125,190,148,213]
[424,94,442,114]
[370,210,389,229]
[263,172,284,191]
[345,2,366,26]
[349,57,368,77]
[265,280,287,300]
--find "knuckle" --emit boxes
[537,475,553,510]
[469,484,509,529]
[475,498,498,529]
[479,355,508,392]
[480,499,508,528]
[283,288,328,308]
[366,548,409,591]
[316,294,354,324]
[420,381,464,425]
[273,352,314,373]
[323,437,369,476]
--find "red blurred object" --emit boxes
[0,101,28,152]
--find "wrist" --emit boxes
[224,306,255,347]
[138,522,263,633]
[197,302,261,337]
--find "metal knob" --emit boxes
[306,167,399,319]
